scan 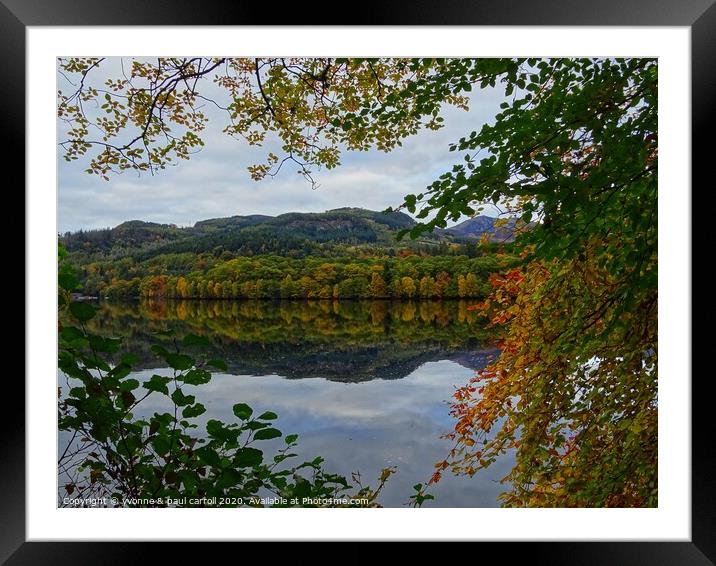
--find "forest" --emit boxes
[61,206,522,300]
[76,251,520,300]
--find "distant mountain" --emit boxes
[61,208,520,259]
[445,216,522,242]
[237,207,417,241]
[62,220,187,254]
[61,208,421,258]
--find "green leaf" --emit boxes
[144,375,170,395]
[182,403,206,418]
[285,434,299,445]
[60,326,84,342]
[253,428,282,441]
[165,353,194,371]
[171,389,195,407]
[69,301,96,322]
[151,436,171,456]
[180,368,211,386]
[108,363,131,380]
[257,411,278,421]
[116,435,141,457]
[206,419,238,443]
[235,447,263,467]
[206,419,225,438]
[68,386,86,398]
[119,378,140,392]
[120,389,136,408]
[58,271,79,291]
[218,468,242,488]
[232,403,253,420]
[180,471,197,492]
[195,446,221,468]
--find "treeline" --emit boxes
[89,254,521,300]
[67,230,493,266]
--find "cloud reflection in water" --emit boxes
[133,360,513,507]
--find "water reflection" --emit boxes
[88,299,499,381]
[75,300,512,507]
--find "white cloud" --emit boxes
[58,64,507,233]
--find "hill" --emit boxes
[61,208,520,260]
[444,216,522,242]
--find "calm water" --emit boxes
[65,299,514,507]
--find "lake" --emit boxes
[62,299,514,507]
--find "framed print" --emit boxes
[10,0,713,562]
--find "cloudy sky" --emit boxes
[58,60,506,233]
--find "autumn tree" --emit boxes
[77,255,517,300]
[435,271,452,297]
[463,273,480,298]
[315,263,338,285]
[176,276,188,298]
[405,59,658,507]
[456,274,467,298]
[368,272,389,298]
[419,275,437,299]
[280,275,296,299]
[400,276,417,299]
[57,57,477,185]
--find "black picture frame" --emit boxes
[10,1,712,562]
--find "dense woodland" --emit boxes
[62,208,521,300]
[79,253,518,300]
